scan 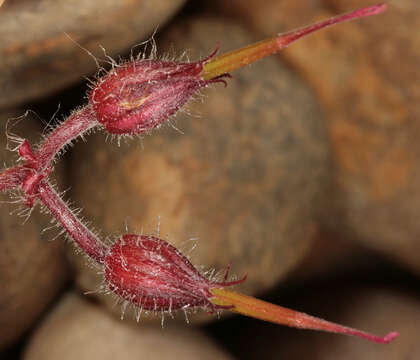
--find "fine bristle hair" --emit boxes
[5,111,40,153]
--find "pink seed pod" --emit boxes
[104,234,245,312]
[90,50,229,135]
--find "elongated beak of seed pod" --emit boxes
[201,4,387,80]
[209,288,399,344]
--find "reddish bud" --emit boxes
[90,50,229,135]
[104,234,245,312]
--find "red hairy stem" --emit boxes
[37,180,107,263]
[210,288,399,344]
[0,165,30,192]
[35,105,98,172]
[201,4,387,80]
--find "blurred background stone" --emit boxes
[0,110,69,349]
[0,0,186,108]
[284,228,382,283]
[1,1,418,358]
[24,293,233,360]
[210,0,420,274]
[67,16,329,323]
[210,0,321,32]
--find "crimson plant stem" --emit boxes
[37,180,107,263]
[35,105,98,172]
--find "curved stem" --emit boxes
[210,288,398,344]
[35,105,98,172]
[37,180,107,263]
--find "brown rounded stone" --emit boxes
[23,293,233,360]
[0,111,69,349]
[212,0,420,273]
[68,17,329,322]
[0,0,186,108]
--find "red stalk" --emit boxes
[37,181,107,263]
[35,105,98,172]
[0,165,30,192]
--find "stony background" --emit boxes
[0,1,418,358]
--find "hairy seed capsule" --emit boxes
[104,234,245,312]
[90,50,228,135]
